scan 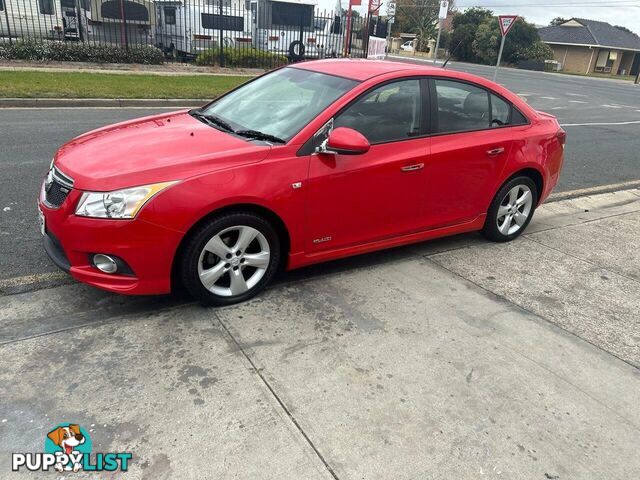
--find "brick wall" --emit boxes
[550,44,597,74]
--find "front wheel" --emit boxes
[180,213,281,306]
[482,176,537,242]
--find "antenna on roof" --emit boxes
[441,40,463,69]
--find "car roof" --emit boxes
[291,59,440,81]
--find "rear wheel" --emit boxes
[181,213,280,306]
[483,176,537,242]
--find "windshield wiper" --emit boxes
[190,110,235,133]
[235,129,285,144]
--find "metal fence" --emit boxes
[0,0,388,68]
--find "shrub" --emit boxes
[0,40,164,64]
[517,41,554,63]
[195,46,287,68]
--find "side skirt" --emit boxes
[286,214,486,270]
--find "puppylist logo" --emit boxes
[12,423,132,473]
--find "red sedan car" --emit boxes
[39,59,565,305]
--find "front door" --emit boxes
[306,78,430,252]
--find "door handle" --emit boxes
[401,163,424,172]
[486,147,505,157]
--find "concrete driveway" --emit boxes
[1,190,639,479]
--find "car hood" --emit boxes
[54,110,271,191]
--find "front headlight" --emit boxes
[75,182,176,219]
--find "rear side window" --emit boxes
[334,79,422,144]
[435,80,489,133]
[491,94,511,127]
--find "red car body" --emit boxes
[39,59,564,295]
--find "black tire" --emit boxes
[288,40,305,61]
[482,176,538,242]
[180,212,281,306]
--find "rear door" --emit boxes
[423,78,519,228]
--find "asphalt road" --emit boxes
[1,64,639,283]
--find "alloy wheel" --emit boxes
[197,225,271,297]
[496,184,533,236]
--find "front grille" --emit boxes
[44,167,74,208]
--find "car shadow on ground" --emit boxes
[2,231,486,345]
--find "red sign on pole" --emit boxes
[498,15,518,36]
[351,0,362,6]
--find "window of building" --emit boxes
[39,0,55,15]
[0,0,4,12]
[334,79,422,144]
[201,13,244,31]
[595,50,617,73]
[434,79,490,133]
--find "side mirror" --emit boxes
[318,127,370,155]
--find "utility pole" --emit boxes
[433,1,448,64]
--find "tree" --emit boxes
[549,17,568,26]
[472,16,541,65]
[450,8,493,62]
[615,25,634,34]
[393,0,441,52]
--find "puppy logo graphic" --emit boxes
[12,422,131,473]
[45,424,91,473]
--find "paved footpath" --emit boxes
[1,190,639,479]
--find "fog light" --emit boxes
[93,254,118,274]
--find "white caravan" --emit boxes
[155,0,248,57]
[247,0,344,58]
[58,0,156,46]
[0,0,65,40]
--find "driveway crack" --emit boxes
[213,311,340,480]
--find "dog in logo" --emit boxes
[47,424,85,472]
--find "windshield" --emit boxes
[201,68,358,142]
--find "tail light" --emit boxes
[193,34,212,40]
[307,38,316,44]
[268,35,279,41]
[557,128,566,148]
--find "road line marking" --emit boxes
[540,96,558,100]
[551,106,566,110]
[0,272,69,289]
[566,93,588,97]
[568,100,588,104]
[561,120,640,126]
[601,104,622,108]
[548,181,640,201]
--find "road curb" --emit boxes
[0,98,207,108]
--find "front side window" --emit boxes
[334,79,422,144]
[435,79,490,133]
[39,0,55,15]
[202,68,358,142]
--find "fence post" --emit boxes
[119,0,129,49]
[75,0,84,42]
[218,0,225,67]
[2,5,12,45]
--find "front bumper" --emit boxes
[39,185,183,295]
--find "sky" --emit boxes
[316,0,640,35]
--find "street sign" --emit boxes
[494,15,518,81]
[387,2,396,16]
[498,15,518,36]
[438,0,449,20]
